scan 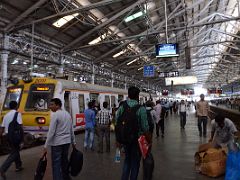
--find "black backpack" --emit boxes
[68,147,83,177]
[7,112,24,146]
[115,101,140,145]
[146,109,154,133]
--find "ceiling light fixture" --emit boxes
[127,58,138,65]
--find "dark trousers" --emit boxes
[97,125,110,152]
[51,143,71,180]
[0,143,22,173]
[169,107,173,115]
[180,112,186,128]
[198,116,208,137]
[156,119,164,137]
[121,142,141,180]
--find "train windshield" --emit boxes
[3,86,23,110]
[25,84,55,111]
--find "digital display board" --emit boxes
[156,43,179,57]
[159,71,179,78]
[165,76,197,86]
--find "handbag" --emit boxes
[143,152,154,180]
[68,147,83,176]
[34,153,47,180]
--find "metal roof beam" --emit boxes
[4,0,49,32]
[62,0,145,52]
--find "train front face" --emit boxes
[0,78,56,143]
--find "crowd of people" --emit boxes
[0,88,238,180]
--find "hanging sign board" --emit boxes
[143,65,155,77]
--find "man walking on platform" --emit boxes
[116,86,149,180]
[96,101,111,153]
[196,94,209,137]
[43,98,76,180]
[0,101,24,180]
[179,100,187,129]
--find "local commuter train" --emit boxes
[0,77,155,143]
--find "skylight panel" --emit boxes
[53,13,79,28]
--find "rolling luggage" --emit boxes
[34,153,47,180]
[68,147,83,176]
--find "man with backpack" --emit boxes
[115,86,150,180]
[0,101,24,179]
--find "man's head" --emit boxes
[156,100,160,104]
[200,94,205,101]
[181,99,184,104]
[49,98,62,112]
[9,101,18,110]
[88,101,93,109]
[103,101,108,109]
[146,100,154,108]
[215,114,225,128]
[128,86,140,101]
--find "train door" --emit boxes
[104,95,110,110]
[110,95,117,113]
[64,91,71,114]
[75,92,86,130]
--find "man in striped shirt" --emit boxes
[96,101,111,153]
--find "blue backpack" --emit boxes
[7,112,24,146]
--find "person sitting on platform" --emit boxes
[209,114,238,151]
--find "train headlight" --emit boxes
[36,117,46,124]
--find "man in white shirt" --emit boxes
[0,101,23,179]
[209,114,238,151]
[196,94,209,137]
[179,100,187,129]
[154,100,162,138]
[43,98,76,180]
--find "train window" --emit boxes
[64,91,71,113]
[78,94,85,113]
[90,93,99,106]
[3,86,23,110]
[105,95,110,110]
[25,84,54,111]
[111,96,115,108]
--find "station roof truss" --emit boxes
[0,0,240,91]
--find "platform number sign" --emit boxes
[143,65,155,77]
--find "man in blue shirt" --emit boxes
[84,101,96,151]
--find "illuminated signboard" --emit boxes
[159,71,179,78]
[165,76,197,86]
[36,87,50,91]
[181,89,194,95]
[143,65,155,77]
[9,88,22,93]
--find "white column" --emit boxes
[1,35,9,100]
[111,72,114,88]
[58,55,64,76]
[91,65,95,84]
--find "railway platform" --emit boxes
[0,107,225,180]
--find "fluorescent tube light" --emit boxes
[53,13,79,28]
[127,58,138,65]
[124,10,146,23]
[138,67,143,71]
[88,33,108,45]
[113,49,127,58]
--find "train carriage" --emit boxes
[0,77,154,144]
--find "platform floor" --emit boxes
[0,107,225,180]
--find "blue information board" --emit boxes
[143,65,155,77]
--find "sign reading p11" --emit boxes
[143,65,155,77]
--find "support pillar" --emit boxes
[91,64,95,84]
[124,76,127,90]
[1,35,9,102]
[111,72,114,88]
[58,55,64,76]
